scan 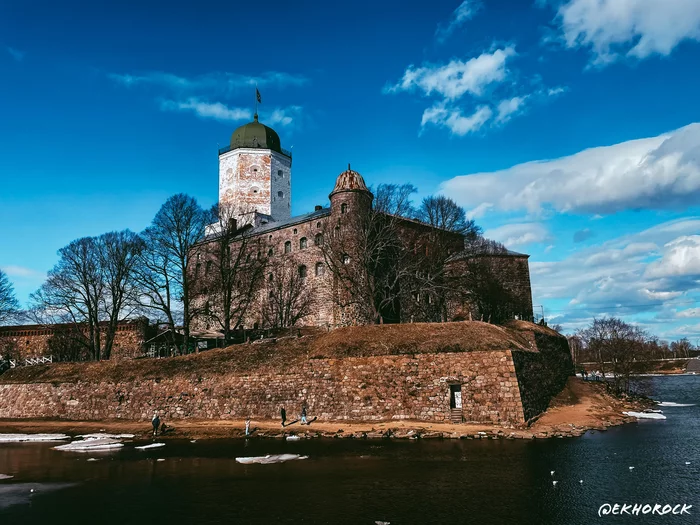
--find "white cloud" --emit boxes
[160,98,252,122]
[484,222,550,247]
[436,1,482,42]
[529,218,700,336]
[676,307,700,318]
[496,95,527,123]
[5,46,24,61]
[465,202,493,220]
[0,266,41,278]
[386,46,516,100]
[547,86,567,96]
[421,104,493,135]
[556,0,700,66]
[440,123,700,214]
[267,106,303,127]
[109,70,308,93]
[645,235,700,278]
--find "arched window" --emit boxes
[269,290,274,299]
[299,237,307,249]
[342,254,350,265]
[278,170,283,177]
[298,265,307,279]
[316,222,321,229]
[341,203,348,214]
[293,228,298,235]
[278,191,284,198]
[268,273,273,282]
[205,261,212,274]
[268,248,274,256]
[284,241,291,253]
[314,233,324,246]
[315,262,325,276]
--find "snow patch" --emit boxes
[77,433,135,440]
[54,438,124,452]
[0,474,13,480]
[0,433,70,443]
[286,435,301,441]
[657,402,695,407]
[623,411,667,420]
[135,443,165,450]
[235,454,308,465]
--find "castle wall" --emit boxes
[0,323,573,426]
[0,321,148,362]
[218,150,273,218]
[270,152,292,221]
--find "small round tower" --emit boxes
[329,165,373,219]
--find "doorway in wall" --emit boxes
[449,383,463,423]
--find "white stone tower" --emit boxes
[218,114,292,223]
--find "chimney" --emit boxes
[314,205,322,211]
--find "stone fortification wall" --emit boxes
[0,322,572,426]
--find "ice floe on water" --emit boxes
[235,454,308,465]
[657,402,695,407]
[54,438,124,452]
[623,411,667,420]
[0,474,14,480]
[135,443,165,450]
[0,433,70,443]
[286,435,301,441]
[77,433,135,440]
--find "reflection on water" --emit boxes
[0,376,698,525]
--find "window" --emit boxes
[205,260,212,274]
[251,187,259,194]
[342,254,350,265]
[278,170,283,177]
[278,191,284,198]
[268,235,272,241]
[284,241,291,253]
[195,262,201,276]
[299,237,307,249]
[269,291,274,299]
[268,248,274,256]
[341,203,348,214]
[315,262,325,276]
[316,222,321,229]
[314,233,324,246]
[268,273,274,282]
[293,228,298,235]
[298,265,307,279]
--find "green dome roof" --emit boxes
[230,114,282,153]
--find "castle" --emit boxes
[194,114,534,330]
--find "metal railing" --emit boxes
[8,356,53,368]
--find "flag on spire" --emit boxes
[256,87,261,103]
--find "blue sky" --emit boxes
[1,0,700,340]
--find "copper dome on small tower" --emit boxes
[329,164,371,198]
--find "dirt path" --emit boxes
[0,378,649,440]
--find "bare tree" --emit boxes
[262,257,315,329]
[197,204,268,343]
[29,231,143,360]
[321,183,419,324]
[0,269,20,325]
[143,194,207,354]
[30,237,103,359]
[96,230,143,359]
[577,317,651,394]
[417,195,481,241]
[670,338,692,359]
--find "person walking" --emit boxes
[151,412,160,436]
[280,406,287,427]
[300,405,307,425]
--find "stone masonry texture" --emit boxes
[0,322,572,426]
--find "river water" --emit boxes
[0,375,698,525]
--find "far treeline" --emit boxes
[0,185,518,361]
[565,317,699,395]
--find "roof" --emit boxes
[202,208,332,243]
[226,114,284,155]
[330,166,371,198]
